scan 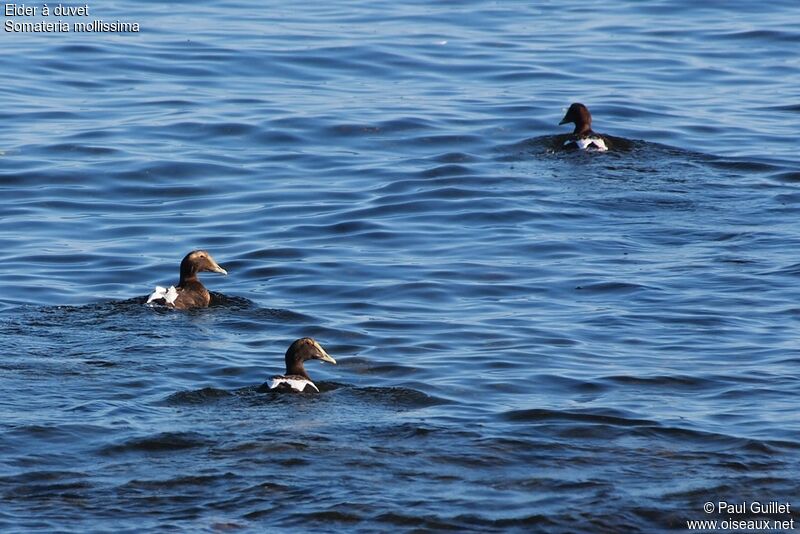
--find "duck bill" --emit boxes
[207,256,228,275]
[312,341,337,365]
[559,117,569,125]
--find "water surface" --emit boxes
[1,1,799,532]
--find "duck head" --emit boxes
[559,102,594,135]
[179,250,227,283]
[285,337,336,379]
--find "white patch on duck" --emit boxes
[566,136,608,152]
[269,376,319,393]
[146,285,179,306]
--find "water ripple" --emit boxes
[1,0,799,531]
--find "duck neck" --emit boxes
[574,122,593,136]
[286,360,311,380]
[179,276,198,287]
[178,266,198,286]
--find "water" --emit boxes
[2,1,799,532]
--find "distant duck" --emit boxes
[559,103,609,152]
[268,338,337,393]
[146,250,227,309]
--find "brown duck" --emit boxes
[146,250,227,309]
[267,338,337,393]
[559,103,609,151]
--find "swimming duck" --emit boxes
[268,338,337,393]
[146,250,227,309]
[559,103,609,152]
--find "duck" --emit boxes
[559,103,609,152]
[146,250,227,309]
[267,338,337,393]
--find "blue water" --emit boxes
[2,1,799,532]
